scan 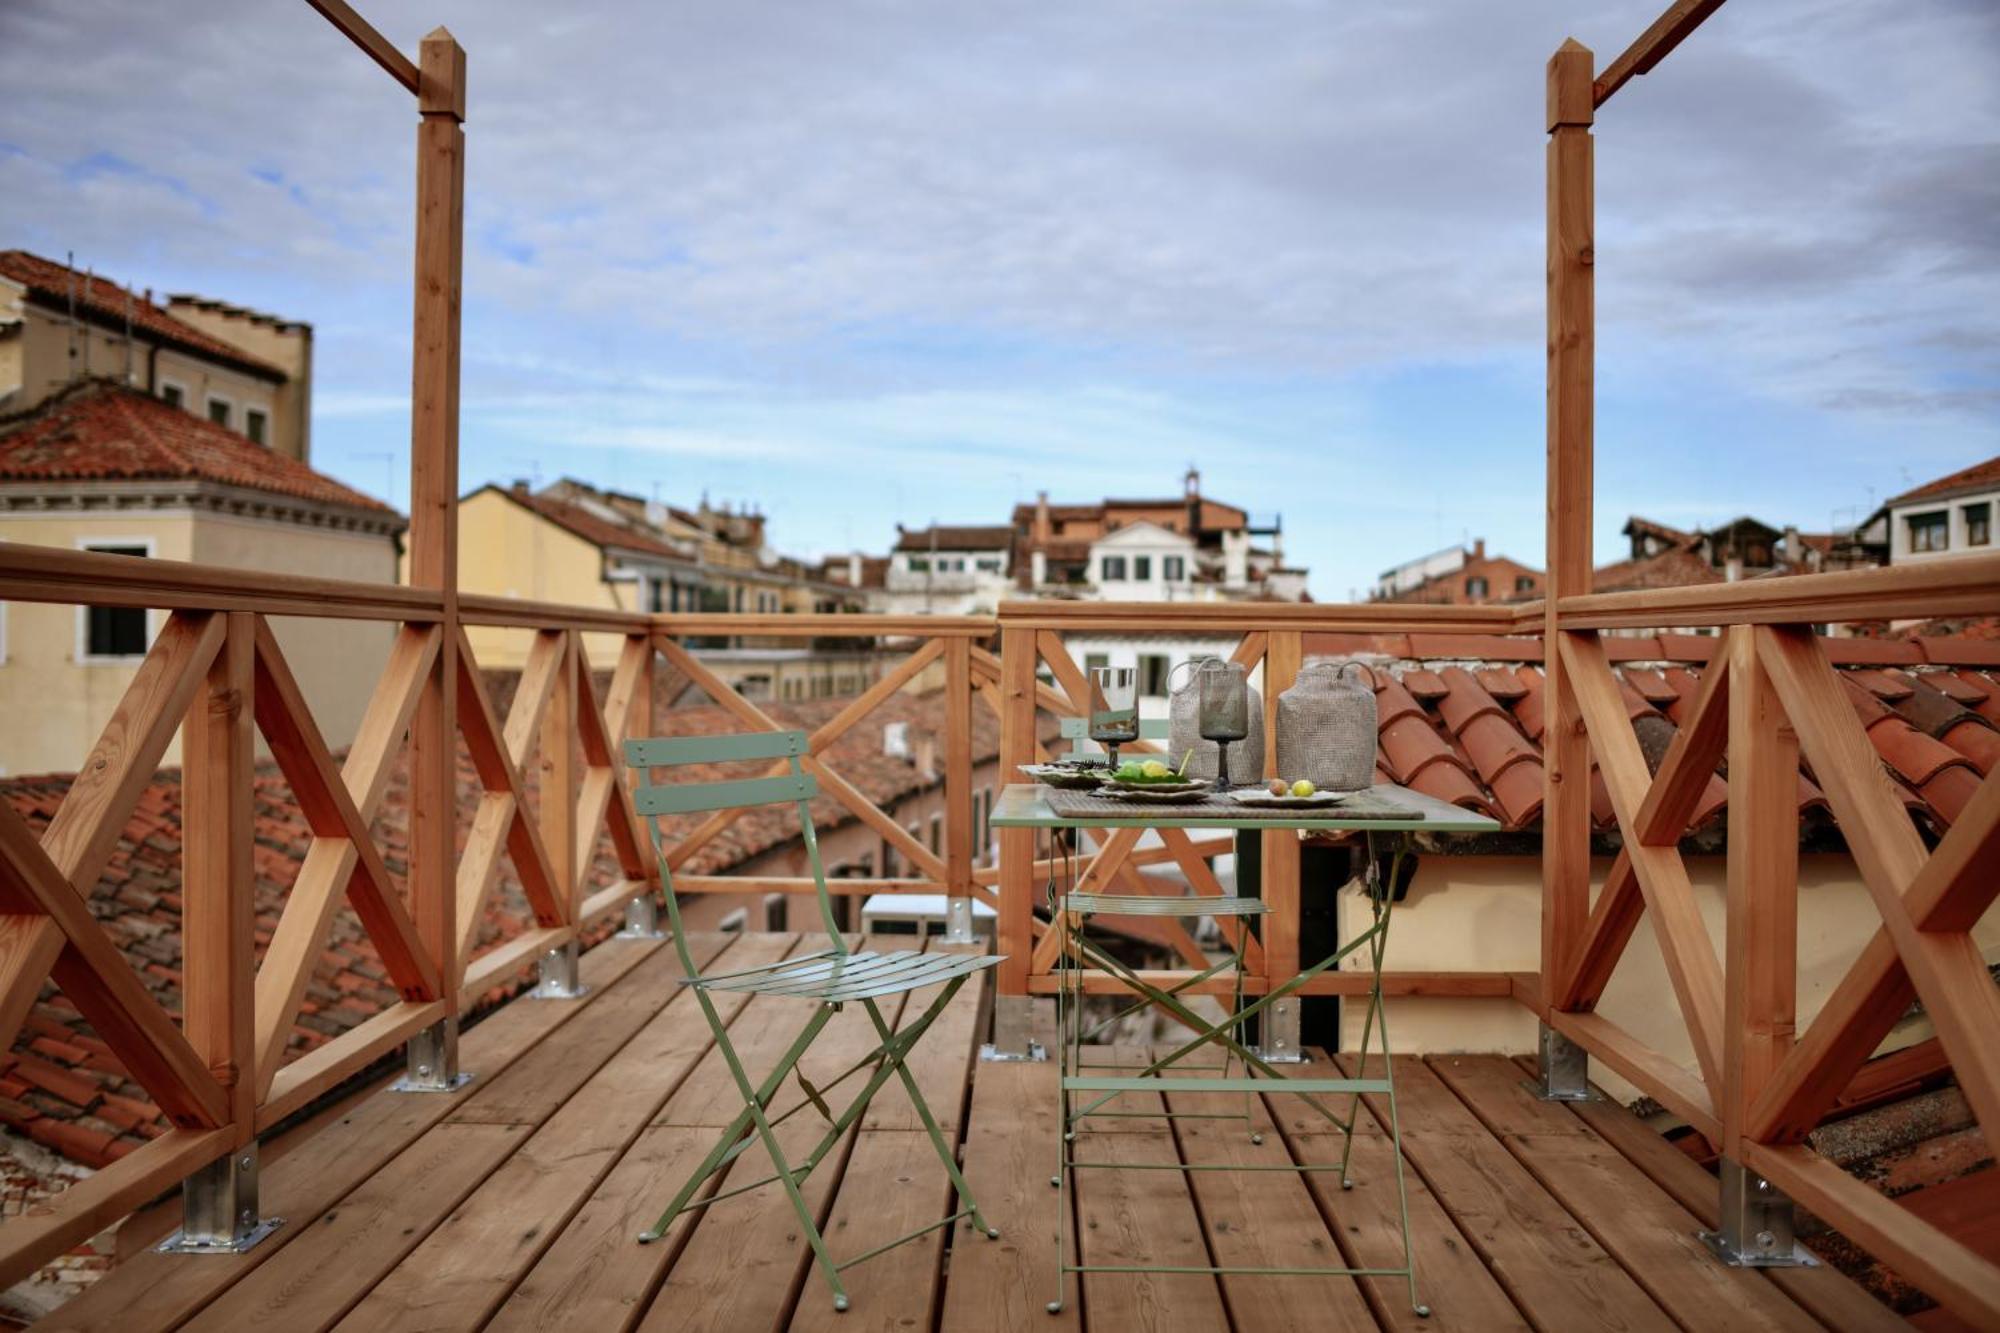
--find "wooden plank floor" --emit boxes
[44,933,1909,1332]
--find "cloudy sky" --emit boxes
[3,0,1995,598]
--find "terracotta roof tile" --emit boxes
[1401,669,1448,702]
[0,381,395,515]
[0,250,287,380]
[1883,453,2000,507]
[1620,668,1679,705]
[488,486,693,562]
[1474,666,1526,701]
[1922,671,1990,706]
[1954,672,2000,724]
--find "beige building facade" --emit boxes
[0,384,401,777]
[0,251,309,462]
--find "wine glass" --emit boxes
[1197,661,1250,790]
[1087,667,1139,772]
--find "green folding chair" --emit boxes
[626,729,1004,1312]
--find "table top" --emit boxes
[990,782,1502,833]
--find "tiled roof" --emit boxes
[0,381,397,515]
[1301,631,2000,838]
[0,251,286,381]
[1622,516,1698,548]
[1592,547,1723,593]
[483,484,693,562]
[893,524,1016,553]
[1884,454,2000,508]
[0,671,1047,1166]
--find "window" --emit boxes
[929,815,942,855]
[907,557,930,573]
[159,381,185,409]
[1083,652,1109,674]
[648,577,667,614]
[975,557,1002,573]
[245,408,268,446]
[1465,575,1489,598]
[1909,510,1949,553]
[1163,555,1185,581]
[1138,653,1171,697]
[206,396,232,429]
[1133,555,1152,580]
[1965,502,1991,547]
[1515,575,1536,593]
[77,541,152,660]
[1101,555,1127,581]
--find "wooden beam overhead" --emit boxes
[1593,0,1729,107]
[302,0,420,94]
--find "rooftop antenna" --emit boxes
[505,456,543,490]
[64,252,78,384]
[122,283,135,385]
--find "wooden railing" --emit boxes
[1530,562,2000,1325]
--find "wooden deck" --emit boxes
[42,930,1908,1333]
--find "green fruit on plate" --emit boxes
[1290,779,1317,798]
[1140,760,1171,778]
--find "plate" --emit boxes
[1019,763,1110,790]
[1225,788,1347,808]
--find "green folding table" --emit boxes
[991,781,1500,1318]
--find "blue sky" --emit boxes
[3,0,1995,599]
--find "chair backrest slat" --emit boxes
[626,731,807,767]
[635,771,817,815]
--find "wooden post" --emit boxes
[405,27,466,1077]
[181,613,255,1144]
[1258,629,1304,1056]
[943,637,977,943]
[1724,628,1797,1157]
[994,624,1038,1052]
[542,630,580,920]
[1541,37,1594,1020]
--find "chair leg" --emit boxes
[857,988,998,1241]
[639,996,833,1248]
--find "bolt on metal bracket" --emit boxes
[1699,1158,1820,1268]
[390,1017,475,1094]
[615,892,666,940]
[1249,997,1310,1064]
[528,940,589,999]
[157,1146,283,1255]
[981,995,1047,1062]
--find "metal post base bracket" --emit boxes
[1250,997,1309,1064]
[941,895,978,945]
[390,1017,475,1094]
[529,941,589,999]
[157,1147,283,1255]
[1524,1021,1600,1102]
[982,995,1047,1062]
[616,893,666,940]
[1698,1158,1821,1268]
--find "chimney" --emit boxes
[914,730,938,781]
[1472,538,1485,561]
[847,552,861,585]
[1782,524,1800,567]
[1033,491,1051,544]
